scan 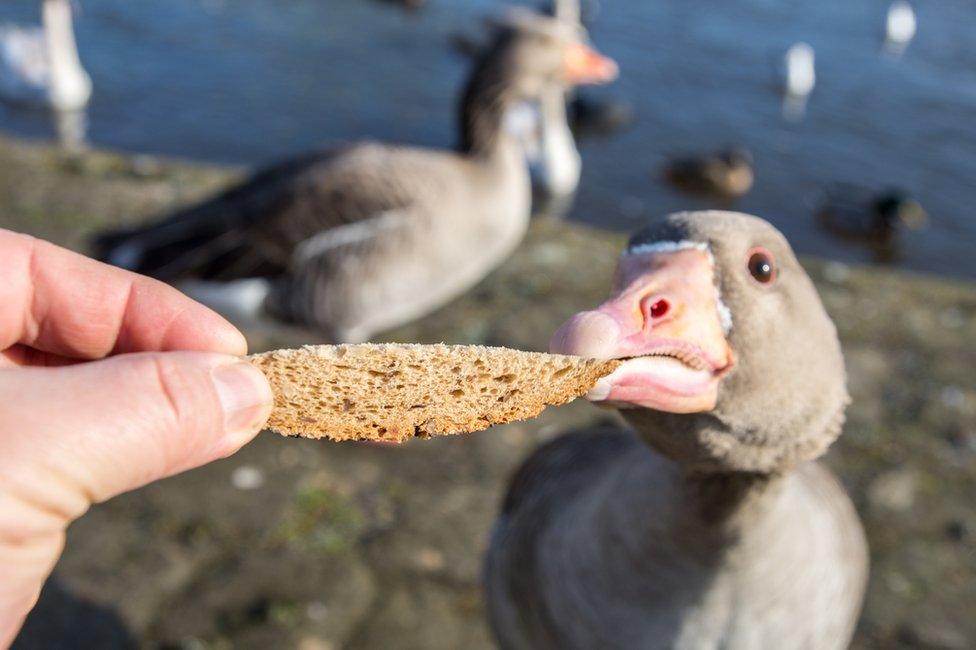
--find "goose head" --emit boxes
[484,8,617,98]
[460,8,616,154]
[551,211,848,474]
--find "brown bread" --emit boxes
[248,344,620,443]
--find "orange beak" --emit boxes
[564,42,618,85]
[550,247,733,413]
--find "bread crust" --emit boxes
[248,344,620,443]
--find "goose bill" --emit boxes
[564,43,618,85]
[550,246,733,414]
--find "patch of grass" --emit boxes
[272,486,365,557]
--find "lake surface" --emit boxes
[1,0,974,278]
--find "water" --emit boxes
[1,0,974,278]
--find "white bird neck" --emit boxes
[536,84,580,195]
[42,0,91,108]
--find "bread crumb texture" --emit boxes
[248,344,620,443]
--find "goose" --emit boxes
[663,147,754,199]
[486,210,868,650]
[450,0,625,216]
[817,184,927,246]
[0,0,91,111]
[94,9,617,343]
[885,1,916,50]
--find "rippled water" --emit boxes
[1,0,974,278]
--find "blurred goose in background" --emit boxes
[884,1,916,55]
[545,0,632,141]
[780,42,814,120]
[817,184,927,247]
[94,9,617,343]
[509,0,624,216]
[487,211,867,649]
[0,0,91,111]
[663,146,754,200]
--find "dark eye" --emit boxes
[747,248,776,284]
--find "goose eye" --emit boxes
[747,249,776,284]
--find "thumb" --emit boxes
[0,352,272,644]
[0,351,273,532]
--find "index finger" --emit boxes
[0,229,247,360]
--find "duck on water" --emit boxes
[95,8,616,343]
[662,147,754,200]
[486,211,868,650]
[817,184,927,247]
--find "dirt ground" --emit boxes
[2,137,973,649]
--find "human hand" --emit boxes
[0,230,273,647]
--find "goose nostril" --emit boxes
[649,299,670,320]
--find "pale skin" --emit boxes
[0,229,274,647]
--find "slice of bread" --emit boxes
[248,344,620,443]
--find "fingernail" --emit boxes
[586,377,612,401]
[211,361,274,440]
